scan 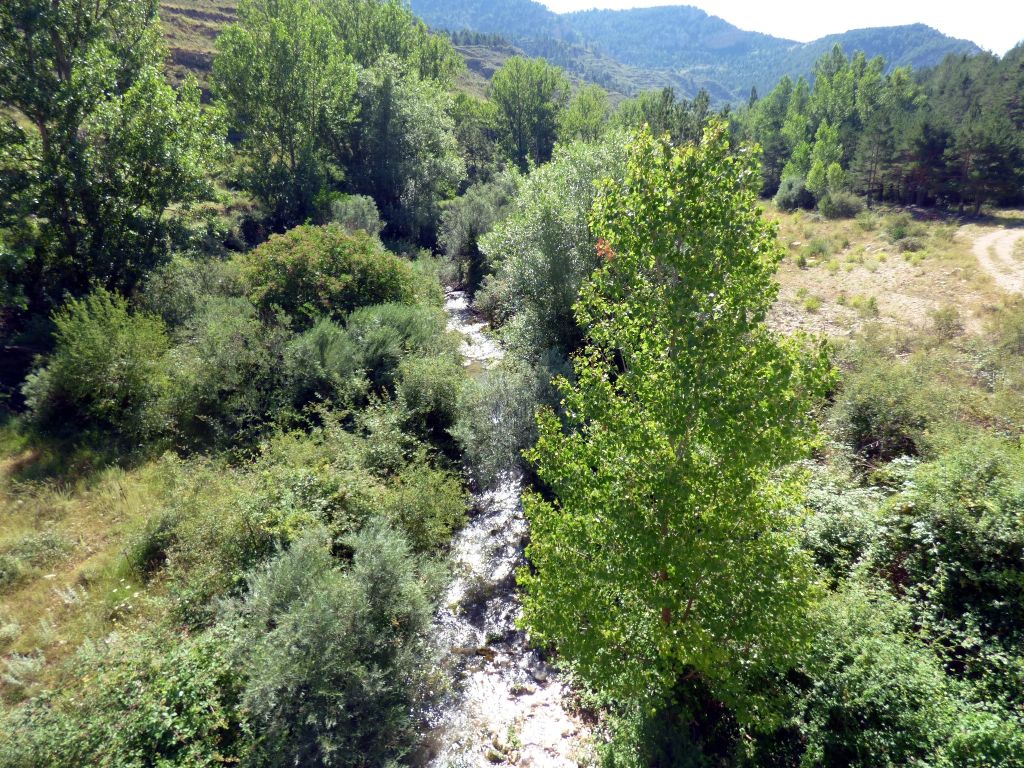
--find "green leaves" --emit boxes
[488,57,570,171]
[521,125,834,718]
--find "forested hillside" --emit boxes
[2,0,1024,766]
[412,0,983,100]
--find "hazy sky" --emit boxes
[540,0,1023,55]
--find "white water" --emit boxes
[417,293,589,768]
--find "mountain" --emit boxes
[160,0,984,103]
[409,0,983,100]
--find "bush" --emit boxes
[396,354,465,435]
[380,463,468,552]
[801,462,883,583]
[161,297,291,449]
[23,289,170,440]
[438,171,520,293]
[799,585,958,768]
[0,531,71,590]
[876,437,1024,640]
[818,191,865,219]
[283,319,368,410]
[930,305,965,340]
[774,176,815,211]
[345,303,454,391]
[235,523,436,768]
[237,224,416,327]
[0,625,246,767]
[452,355,564,488]
[830,360,935,461]
[138,254,242,329]
[322,194,383,235]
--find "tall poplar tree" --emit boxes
[521,124,834,715]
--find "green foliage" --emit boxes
[23,289,170,440]
[479,133,628,357]
[818,190,865,219]
[235,523,436,767]
[877,437,1024,641]
[0,625,246,767]
[348,62,465,242]
[439,171,520,294]
[379,463,468,553]
[799,585,957,768]
[453,357,557,488]
[138,254,243,329]
[830,356,936,461]
[161,297,292,450]
[238,224,416,327]
[0,531,71,591]
[612,87,715,146]
[321,194,384,235]
[396,354,465,436]
[283,319,369,409]
[214,0,359,230]
[345,302,454,391]
[801,461,884,583]
[0,0,223,316]
[521,125,833,712]
[774,176,815,211]
[557,84,611,143]
[488,57,570,170]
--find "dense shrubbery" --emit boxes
[23,289,170,442]
[238,225,417,326]
[234,524,436,767]
[774,175,815,211]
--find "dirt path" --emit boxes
[973,228,1024,293]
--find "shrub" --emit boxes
[138,254,242,329]
[930,305,965,340]
[237,224,416,327]
[380,462,467,552]
[345,303,453,391]
[0,531,71,590]
[876,437,1024,640]
[161,297,291,450]
[452,355,563,488]
[235,523,435,768]
[283,319,368,410]
[806,238,833,259]
[0,625,246,767]
[438,171,520,293]
[22,289,170,440]
[322,194,383,235]
[818,191,865,219]
[396,354,465,435]
[830,360,934,461]
[801,462,883,583]
[774,176,815,211]
[799,585,958,768]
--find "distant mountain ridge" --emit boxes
[409,0,983,100]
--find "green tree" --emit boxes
[521,125,833,714]
[478,133,628,358]
[214,0,359,230]
[488,57,569,171]
[0,0,222,314]
[806,121,845,199]
[557,84,611,143]
[348,61,465,242]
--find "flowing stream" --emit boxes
[417,292,589,768]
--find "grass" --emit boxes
[0,419,168,698]
[770,204,998,336]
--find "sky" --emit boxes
[540,0,1024,55]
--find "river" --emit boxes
[416,292,589,768]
